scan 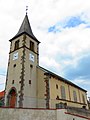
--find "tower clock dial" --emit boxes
[13,52,18,60]
[29,53,34,62]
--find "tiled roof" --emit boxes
[0,91,5,98]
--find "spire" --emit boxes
[10,14,40,43]
[16,14,36,39]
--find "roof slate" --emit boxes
[10,14,40,43]
[0,91,5,98]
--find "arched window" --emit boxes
[14,40,19,50]
[56,84,58,89]
[30,41,34,51]
[73,91,77,102]
[61,86,66,100]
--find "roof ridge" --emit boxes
[38,66,87,92]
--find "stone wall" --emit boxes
[0,108,56,120]
[0,108,90,120]
[67,107,90,118]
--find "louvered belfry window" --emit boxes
[30,41,34,51]
[14,40,19,50]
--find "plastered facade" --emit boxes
[49,76,87,108]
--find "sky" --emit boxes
[0,0,90,97]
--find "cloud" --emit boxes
[63,53,90,80]
[64,16,86,28]
[61,53,90,96]
[40,56,61,74]
[30,0,90,30]
[48,25,61,33]
[39,16,90,82]
[48,15,87,33]
[87,91,90,98]
[0,75,6,91]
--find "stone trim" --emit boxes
[65,112,89,119]
[37,43,39,65]
[18,34,26,107]
[44,74,50,109]
[68,85,71,101]
[56,97,87,105]
[9,45,39,55]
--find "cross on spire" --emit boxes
[26,6,28,15]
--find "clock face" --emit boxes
[29,53,34,62]
[13,52,18,60]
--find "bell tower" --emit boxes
[4,13,40,108]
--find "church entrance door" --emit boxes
[8,89,16,107]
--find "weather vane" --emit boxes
[26,6,28,15]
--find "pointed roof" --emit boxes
[10,14,40,43]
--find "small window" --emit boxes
[29,80,31,84]
[56,84,58,89]
[61,86,66,100]
[73,91,77,102]
[14,40,19,50]
[30,64,33,68]
[19,81,21,83]
[56,95,59,100]
[12,80,14,84]
[13,64,16,67]
[30,41,34,51]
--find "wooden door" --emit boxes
[9,90,16,107]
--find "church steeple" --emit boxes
[10,14,40,43]
[5,13,40,108]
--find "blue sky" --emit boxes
[48,15,87,33]
[0,0,90,97]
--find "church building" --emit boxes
[4,13,88,109]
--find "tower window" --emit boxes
[29,80,31,84]
[30,41,34,51]
[12,80,14,84]
[30,64,33,68]
[14,40,19,50]
[56,84,58,89]
[13,64,16,67]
